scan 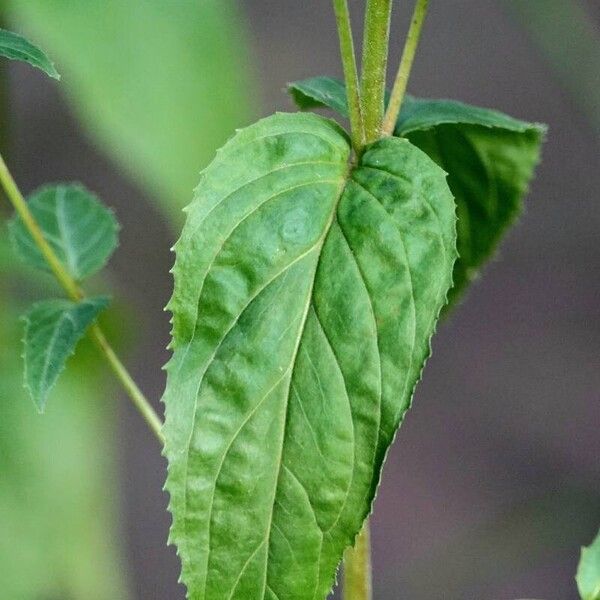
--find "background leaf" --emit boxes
[398,101,545,305]
[23,296,109,411]
[287,76,359,120]
[503,0,600,134]
[0,26,59,79]
[577,528,600,600]
[163,113,456,599]
[288,76,349,116]
[8,0,257,221]
[288,77,545,305]
[1,2,257,597]
[0,234,130,599]
[9,183,119,281]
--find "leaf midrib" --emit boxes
[194,165,350,600]
[176,170,348,575]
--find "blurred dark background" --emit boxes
[1,1,598,599]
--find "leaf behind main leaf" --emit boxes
[288,77,546,307]
[163,112,456,599]
[288,77,349,117]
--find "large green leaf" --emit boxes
[0,26,59,79]
[578,528,600,600]
[163,112,456,599]
[288,77,545,305]
[8,0,256,220]
[9,184,119,281]
[23,296,109,411]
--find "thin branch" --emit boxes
[360,0,393,144]
[91,324,164,442]
[333,0,365,154]
[0,153,165,445]
[382,0,430,136]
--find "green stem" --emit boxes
[343,521,372,600]
[0,155,81,298]
[333,0,365,154]
[0,153,165,445]
[382,0,430,135]
[360,0,393,144]
[90,324,164,442]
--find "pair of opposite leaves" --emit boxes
[163,77,545,599]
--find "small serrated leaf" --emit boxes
[9,184,119,281]
[577,528,600,600]
[23,296,109,411]
[0,27,60,79]
[288,77,546,308]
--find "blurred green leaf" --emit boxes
[0,233,130,600]
[8,0,257,222]
[23,296,109,411]
[504,0,600,133]
[0,26,59,79]
[0,2,257,598]
[9,184,119,280]
[578,528,600,600]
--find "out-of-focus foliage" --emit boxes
[578,528,600,600]
[504,0,600,133]
[0,235,130,600]
[0,26,59,79]
[0,1,256,597]
[8,0,257,222]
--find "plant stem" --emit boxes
[90,324,164,442]
[340,2,395,595]
[360,0,393,144]
[0,153,165,445]
[332,0,365,154]
[382,0,430,136]
[343,521,372,600]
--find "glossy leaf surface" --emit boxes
[9,184,119,281]
[10,0,256,221]
[578,528,600,600]
[163,112,456,598]
[23,296,109,411]
[288,77,545,304]
[0,26,59,79]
